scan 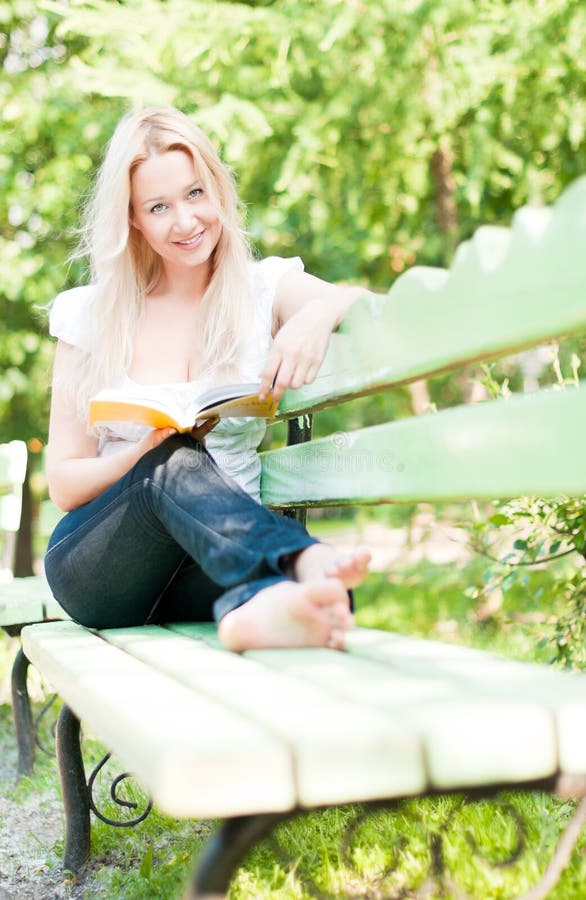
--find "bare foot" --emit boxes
[218,578,353,653]
[290,543,371,589]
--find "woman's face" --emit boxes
[130,149,222,279]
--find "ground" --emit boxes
[0,698,107,899]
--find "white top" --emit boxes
[49,256,304,502]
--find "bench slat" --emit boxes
[0,594,45,627]
[277,177,586,416]
[172,626,568,791]
[0,441,27,490]
[0,442,27,567]
[0,577,57,627]
[346,629,586,776]
[128,623,424,805]
[21,621,296,818]
[234,629,580,790]
[262,381,586,507]
[44,593,69,620]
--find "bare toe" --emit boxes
[328,628,346,650]
[325,546,371,588]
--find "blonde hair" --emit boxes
[66,106,252,417]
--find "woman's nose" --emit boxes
[174,203,197,234]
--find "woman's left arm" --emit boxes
[258,270,373,401]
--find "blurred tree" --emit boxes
[0,0,124,446]
[20,0,585,285]
[0,1,125,570]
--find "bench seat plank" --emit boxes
[0,441,27,536]
[195,626,586,791]
[172,625,570,791]
[346,628,586,777]
[0,577,59,627]
[21,621,296,818]
[1,594,45,627]
[44,593,69,620]
[261,382,586,507]
[104,625,426,807]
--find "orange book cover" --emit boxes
[89,383,278,433]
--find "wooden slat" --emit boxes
[238,630,568,790]
[346,629,586,777]
[114,623,425,806]
[37,498,64,538]
[0,577,56,627]
[0,594,45,627]
[0,441,27,489]
[21,621,295,818]
[262,381,586,507]
[0,441,27,535]
[276,177,586,417]
[0,493,23,535]
[44,592,69,621]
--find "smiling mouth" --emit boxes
[175,231,205,246]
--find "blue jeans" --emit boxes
[44,433,318,629]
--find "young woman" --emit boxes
[44,106,371,652]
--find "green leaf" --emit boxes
[139,843,153,880]
[489,513,512,526]
[501,572,517,592]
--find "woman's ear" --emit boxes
[128,203,138,231]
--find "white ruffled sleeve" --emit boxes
[251,255,304,324]
[48,285,96,351]
[238,256,304,380]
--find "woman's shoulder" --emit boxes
[249,255,304,289]
[248,256,304,319]
[49,284,97,350]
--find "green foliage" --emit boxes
[466,352,586,668]
[0,0,125,440]
[2,0,586,442]
[470,495,586,668]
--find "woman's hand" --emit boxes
[258,302,336,401]
[258,269,372,402]
[133,417,219,464]
[133,426,177,459]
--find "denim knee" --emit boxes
[131,432,204,483]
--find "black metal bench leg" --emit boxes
[56,704,91,872]
[190,811,295,898]
[11,647,35,776]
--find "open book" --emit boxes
[88,383,278,433]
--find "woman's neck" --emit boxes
[152,259,212,302]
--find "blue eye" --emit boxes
[188,187,203,200]
[150,202,167,214]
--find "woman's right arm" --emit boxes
[46,341,174,512]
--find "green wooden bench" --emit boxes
[0,443,67,774]
[20,176,586,898]
[0,440,27,581]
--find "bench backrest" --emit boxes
[0,440,27,577]
[261,176,586,508]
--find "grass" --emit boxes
[356,562,560,663]
[1,523,586,898]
